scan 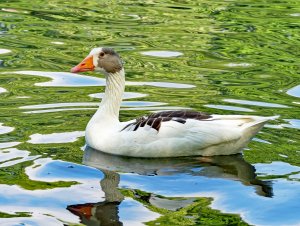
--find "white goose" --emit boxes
[71,47,277,157]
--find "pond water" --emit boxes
[0,0,299,225]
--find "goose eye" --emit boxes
[99,52,105,57]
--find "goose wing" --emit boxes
[119,111,273,145]
[116,110,275,157]
[121,110,212,132]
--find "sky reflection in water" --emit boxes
[1,157,159,225]
[81,148,300,226]
[11,71,194,88]
[287,85,300,98]
[141,50,183,58]
[0,0,299,225]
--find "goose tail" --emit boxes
[242,115,279,139]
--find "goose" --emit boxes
[71,47,277,157]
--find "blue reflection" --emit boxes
[27,158,103,181]
[14,71,106,87]
[1,149,298,225]
[255,161,300,176]
[118,169,300,226]
[287,84,300,98]
[122,101,165,107]
[282,119,300,130]
[81,147,300,226]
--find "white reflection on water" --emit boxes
[121,13,141,20]
[21,102,99,109]
[13,71,106,87]
[282,119,300,130]
[255,161,300,176]
[120,198,160,226]
[0,148,39,167]
[290,173,300,179]
[290,13,300,17]
[20,101,165,109]
[26,158,102,182]
[0,214,66,226]
[204,104,254,112]
[28,131,85,144]
[0,123,14,134]
[10,71,195,88]
[0,49,11,54]
[121,106,190,111]
[1,8,28,13]
[89,92,147,99]
[225,63,252,67]
[141,50,183,57]
[0,142,20,149]
[252,137,272,144]
[23,106,189,114]
[16,96,30,99]
[287,84,300,98]
[224,98,289,108]
[127,81,195,88]
[20,101,167,114]
[51,41,64,45]
[0,87,7,93]
[23,108,97,114]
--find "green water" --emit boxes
[0,0,299,225]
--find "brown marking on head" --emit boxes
[97,48,123,73]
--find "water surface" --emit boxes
[0,0,299,225]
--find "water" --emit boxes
[0,0,299,225]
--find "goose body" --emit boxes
[71,47,277,157]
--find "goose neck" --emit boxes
[98,69,125,120]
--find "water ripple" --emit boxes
[0,142,20,149]
[12,71,106,87]
[0,49,11,54]
[0,123,14,135]
[20,101,165,109]
[287,85,300,98]
[141,51,183,57]
[9,71,195,88]
[204,104,254,112]
[0,87,7,94]
[0,148,39,168]
[89,92,147,99]
[255,161,300,176]
[224,99,289,108]
[28,131,85,144]
[281,119,300,130]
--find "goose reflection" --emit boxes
[67,147,273,225]
[67,170,123,226]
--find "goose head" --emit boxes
[71,47,123,74]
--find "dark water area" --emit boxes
[0,0,299,225]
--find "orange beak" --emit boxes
[71,56,95,73]
[67,204,93,220]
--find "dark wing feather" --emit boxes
[121,110,212,132]
[148,110,211,120]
